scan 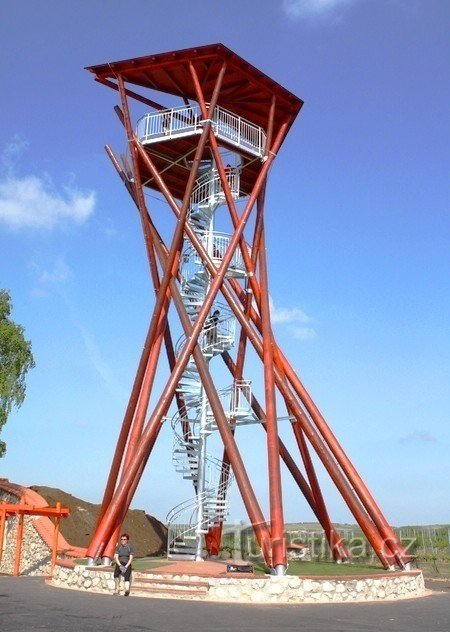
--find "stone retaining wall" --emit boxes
[51,563,116,593]
[0,490,51,576]
[50,564,425,603]
[207,571,425,603]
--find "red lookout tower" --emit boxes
[85,44,411,575]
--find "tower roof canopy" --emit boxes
[86,43,303,133]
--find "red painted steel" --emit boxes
[0,507,5,567]
[90,119,280,558]
[86,45,411,572]
[14,513,24,576]
[220,351,347,561]
[274,346,411,567]
[0,503,69,575]
[139,162,401,567]
[258,226,286,568]
[139,124,398,566]
[291,421,345,561]
[88,66,227,557]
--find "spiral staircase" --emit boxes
[166,163,256,560]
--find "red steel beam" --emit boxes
[87,121,174,561]
[220,350,347,562]
[13,513,24,577]
[89,67,406,568]
[94,77,166,110]
[234,186,266,381]
[291,420,344,561]
[89,73,284,562]
[221,288,399,565]
[272,346,411,567]
[149,201,398,566]
[221,238,410,567]
[0,505,69,517]
[88,65,228,558]
[50,502,62,575]
[0,507,5,567]
[219,238,408,566]
[258,225,286,569]
[206,168,269,557]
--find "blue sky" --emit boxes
[1,0,449,527]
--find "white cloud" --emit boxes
[70,316,127,403]
[283,0,359,20]
[1,136,29,175]
[0,174,95,230]
[34,258,71,285]
[29,258,72,297]
[399,431,438,445]
[269,296,311,324]
[269,297,316,339]
[290,325,316,340]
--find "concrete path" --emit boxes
[1,576,449,632]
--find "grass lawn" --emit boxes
[132,558,172,571]
[253,561,389,576]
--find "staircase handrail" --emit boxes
[190,167,240,209]
[174,306,235,358]
[171,380,252,437]
[167,476,232,536]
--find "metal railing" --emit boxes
[166,461,233,557]
[180,231,249,281]
[136,104,201,142]
[136,104,266,157]
[190,168,240,209]
[230,380,252,415]
[204,380,252,423]
[172,381,252,441]
[174,310,236,358]
[197,230,248,272]
[212,105,266,157]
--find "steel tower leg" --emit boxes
[220,351,348,562]
[258,226,286,573]
[87,66,228,559]
[86,50,411,574]
[89,138,282,565]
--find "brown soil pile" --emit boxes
[31,486,167,558]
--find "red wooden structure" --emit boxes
[0,502,69,576]
[84,44,411,574]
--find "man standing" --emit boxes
[113,533,134,596]
[205,309,220,348]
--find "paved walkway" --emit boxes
[1,575,449,632]
[148,558,254,577]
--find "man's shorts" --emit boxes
[114,564,132,582]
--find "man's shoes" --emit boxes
[113,591,119,596]
[124,590,130,597]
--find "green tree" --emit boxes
[0,290,35,457]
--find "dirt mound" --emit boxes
[30,486,167,558]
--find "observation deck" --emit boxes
[136,105,266,159]
[87,43,303,200]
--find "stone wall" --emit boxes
[49,564,425,603]
[207,571,425,603]
[51,563,116,593]
[0,489,52,576]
